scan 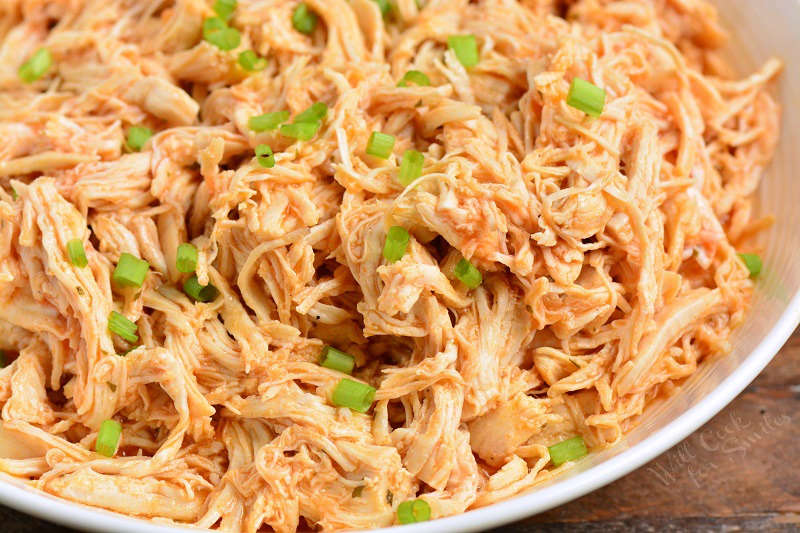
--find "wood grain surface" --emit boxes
[3,330,799,533]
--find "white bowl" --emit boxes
[2,1,800,531]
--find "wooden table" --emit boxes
[3,330,799,533]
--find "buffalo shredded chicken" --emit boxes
[0,0,781,531]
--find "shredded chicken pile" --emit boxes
[0,0,781,530]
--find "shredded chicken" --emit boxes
[0,0,780,531]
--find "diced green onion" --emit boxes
[454,258,482,289]
[372,0,391,17]
[0,350,6,368]
[548,436,588,466]
[176,243,198,273]
[566,78,606,117]
[352,485,364,498]
[383,226,409,262]
[447,34,479,68]
[292,3,318,35]
[249,110,289,132]
[95,419,122,457]
[18,48,53,83]
[125,126,152,152]
[275,101,327,141]
[203,17,241,50]
[213,0,237,21]
[331,378,376,413]
[397,499,431,524]
[203,16,226,37]
[320,346,355,374]
[738,253,762,279]
[108,311,139,343]
[294,102,328,124]
[280,121,320,141]
[208,27,241,51]
[112,253,150,288]
[10,187,18,200]
[66,238,88,268]
[366,131,396,159]
[237,50,267,71]
[398,70,430,87]
[398,149,424,186]
[255,143,275,168]
[184,275,219,302]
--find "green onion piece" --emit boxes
[398,149,424,186]
[397,499,431,524]
[18,48,53,83]
[66,239,88,268]
[331,378,376,413]
[294,102,328,124]
[213,0,237,21]
[383,226,409,262]
[237,50,268,71]
[352,485,364,498]
[112,253,150,288]
[108,311,139,343]
[398,70,430,87]
[320,346,355,374]
[372,0,391,17]
[548,436,588,466]
[255,143,275,168]
[208,27,241,51]
[184,275,219,302]
[0,350,6,368]
[454,258,482,289]
[248,110,290,132]
[292,3,318,35]
[566,77,606,117]
[203,17,241,51]
[10,187,18,200]
[738,253,762,279]
[203,16,226,37]
[176,243,198,273]
[277,102,327,141]
[95,419,122,457]
[280,121,320,141]
[366,131,396,159]
[447,34,479,68]
[125,126,153,152]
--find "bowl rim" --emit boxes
[1,287,798,533]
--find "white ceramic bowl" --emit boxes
[2,1,799,531]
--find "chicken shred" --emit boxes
[0,0,780,531]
